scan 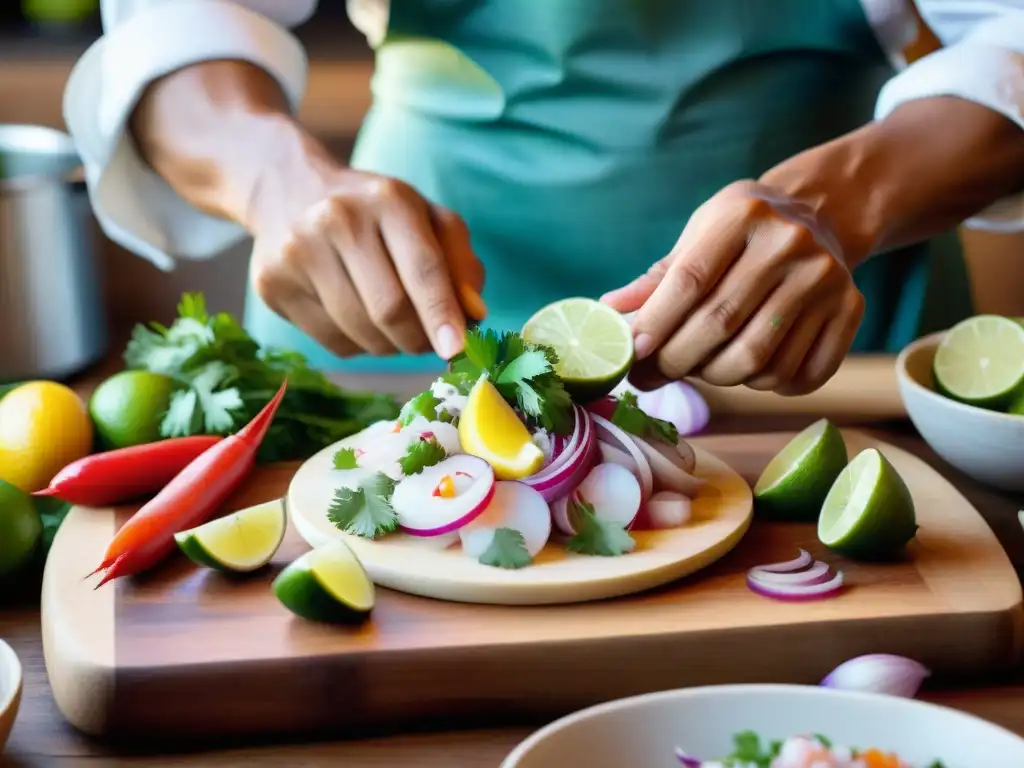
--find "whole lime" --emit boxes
[89,371,175,449]
[0,480,43,578]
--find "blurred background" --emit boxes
[0,0,1021,334]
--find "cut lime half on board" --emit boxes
[174,499,286,573]
[521,298,634,401]
[272,540,375,624]
[818,448,917,561]
[753,418,848,521]
[933,315,1024,410]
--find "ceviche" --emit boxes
[676,732,948,768]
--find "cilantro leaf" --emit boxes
[399,436,447,476]
[565,499,635,557]
[399,391,441,426]
[332,447,359,470]
[479,528,532,569]
[124,291,401,461]
[611,392,678,445]
[449,327,574,435]
[326,472,398,539]
[721,731,780,768]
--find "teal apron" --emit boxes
[243,0,973,373]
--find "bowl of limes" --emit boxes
[896,314,1024,493]
[0,639,22,752]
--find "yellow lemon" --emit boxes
[0,381,94,493]
[457,376,544,480]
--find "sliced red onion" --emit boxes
[590,414,654,499]
[637,381,710,436]
[521,407,598,502]
[584,396,617,421]
[750,549,814,574]
[632,435,704,498]
[820,654,931,699]
[635,490,691,530]
[748,559,832,586]
[674,748,702,767]
[746,569,845,601]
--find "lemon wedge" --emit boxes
[458,376,545,480]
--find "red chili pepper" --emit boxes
[91,381,288,587]
[33,435,223,506]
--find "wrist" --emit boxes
[758,124,894,270]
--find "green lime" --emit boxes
[521,298,634,402]
[0,480,42,578]
[175,499,287,573]
[89,371,175,449]
[932,315,1024,410]
[753,418,848,521]
[272,540,375,624]
[818,448,917,561]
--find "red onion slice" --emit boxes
[750,549,814,574]
[747,570,845,601]
[590,414,654,499]
[748,559,832,586]
[521,408,597,502]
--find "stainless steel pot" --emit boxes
[0,124,108,382]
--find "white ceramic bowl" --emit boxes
[0,640,22,752]
[502,684,1024,767]
[896,331,1024,493]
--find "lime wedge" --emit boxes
[272,540,375,624]
[175,499,287,572]
[933,315,1024,410]
[521,297,634,401]
[753,419,848,521]
[818,448,917,561]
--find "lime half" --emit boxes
[933,315,1024,410]
[753,419,848,521]
[175,499,287,572]
[272,540,375,624]
[818,448,917,561]
[521,298,634,401]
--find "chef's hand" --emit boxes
[602,180,865,396]
[246,143,486,361]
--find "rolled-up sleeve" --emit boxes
[875,1,1024,233]
[64,0,317,270]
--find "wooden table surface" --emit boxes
[3,355,1024,767]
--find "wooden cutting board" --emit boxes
[41,430,1023,743]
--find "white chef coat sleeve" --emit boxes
[63,0,317,271]
[874,1,1024,233]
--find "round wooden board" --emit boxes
[287,430,753,605]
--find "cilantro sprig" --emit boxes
[399,436,447,476]
[332,447,360,470]
[565,498,635,557]
[327,472,398,539]
[124,292,400,462]
[479,528,532,569]
[445,328,574,434]
[610,392,678,445]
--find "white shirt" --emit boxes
[64,0,1024,271]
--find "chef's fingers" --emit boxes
[430,204,488,321]
[377,181,467,360]
[600,254,671,314]
[652,253,781,382]
[698,254,848,387]
[744,304,830,392]
[299,235,399,356]
[251,260,364,358]
[778,287,865,396]
[325,209,431,355]
[622,187,755,358]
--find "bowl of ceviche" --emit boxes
[501,683,1024,768]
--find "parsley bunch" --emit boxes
[444,328,574,434]
[123,293,401,462]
